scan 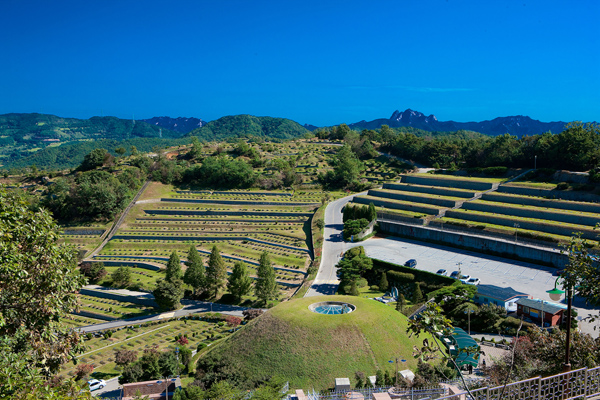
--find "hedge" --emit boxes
[372,258,455,294]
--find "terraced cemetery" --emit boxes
[349,172,600,248]
[59,314,238,380]
[88,182,325,298]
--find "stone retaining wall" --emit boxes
[462,201,600,227]
[445,210,598,241]
[498,185,600,202]
[354,196,442,215]
[482,192,600,214]
[379,221,569,268]
[88,260,162,271]
[79,288,159,307]
[144,210,313,217]
[162,198,319,206]
[368,189,459,208]
[401,175,495,191]
[73,310,119,321]
[383,182,477,198]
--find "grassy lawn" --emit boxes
[201,295,433,390]
[77,294,158,319]
[412,173,506,183]
[506,181,558,189]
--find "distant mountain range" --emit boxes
[187,114,309,141]
[140,116,205,134]
[347,109,571,137]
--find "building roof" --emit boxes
[444,327,480,367]
[122,378,181,400]
[516,298,565,315]
[475,285,528,302]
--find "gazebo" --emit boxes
[443,327,480,368]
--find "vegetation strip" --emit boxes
[76,324,171,357]
[161,198,320,206]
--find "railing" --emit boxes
[295,385,446,400]
[436,366,600,399]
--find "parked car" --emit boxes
[405,259,417,268]
[436,269,447,276]
[450,271,461,279]
[463,277,481,286]
[458,275,472,283]
[88,379,106,391]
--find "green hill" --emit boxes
[197,295,430,390]
[187,114,309,141]
[0,113,182,169]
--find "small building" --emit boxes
[122,378,181,400]
[473,285,529,312]
[516,298,566,327]
[335,378,351,392]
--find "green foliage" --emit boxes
[205,245,227,299]
[166,251,183,283]
[184,156,256,188]
[79,262,107,284]
[111,266,132,288]
[187,115,309,141]
[0,187,89,397]
[343,218,369,240]
[379,272,389,292]
[337,249,373,286]
[153,279,184,310]
[78,148,109,171]
[184,245,205,297]
[412,283,424,303]
[255,252,278,304]
[320,143,365,189]
[227,261,253,303]
[396,293,405,313]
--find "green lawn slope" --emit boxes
[198,295,430,390]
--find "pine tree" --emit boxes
[350,280,360,296]
[379,272,389,292]
[342,204,352,222]
[227,261,253,303]
[368,202,377,221]
[254,251,278,305]
[205,245,227,299]
[412,283,423,303]
[396,293,405,313]
[184,245,205,297]
[165,251,183,283]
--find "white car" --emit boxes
[463,277,481,286]
[88,379,106,391]
[458,275,472,284]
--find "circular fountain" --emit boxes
[309,301,356,315]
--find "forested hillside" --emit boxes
[187,115,309,141]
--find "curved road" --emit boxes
[305,192,366,297]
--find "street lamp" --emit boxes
[464,309,474,335]
[547,277,573,372]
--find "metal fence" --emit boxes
[436,366,600,400]
[295,385,446,400]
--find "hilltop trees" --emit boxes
[227,261,253,303]
[205,245,227,299]
[184,245,205,297]
[255,251,278,305]
[166,251,183,283]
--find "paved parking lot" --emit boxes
[354,235,600,336]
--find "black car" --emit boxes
[405,259,417,268]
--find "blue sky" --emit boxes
[1,0,598,126]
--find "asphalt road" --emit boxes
[305,192,366,296]
[79,300,247,333]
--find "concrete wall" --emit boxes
[445,210,598,241]
[162,198,318,206]
[89,259,162,271]
[382,183,476,198]
[367,189,459,208]
[353,196,442,215]
[378,212,426,225]
[378,221,569,268]
[482,192,600,214]
[355,219,377,240]
[144,210,313,217]
[79,288,159,307]
[401,175,495,191]
[462,201,600,227]
[498,185,600,203]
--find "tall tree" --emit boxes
[227,261,253,303]
[254,251,278,305]
[333,143,364,187]
[153,279,184,310]
[0,187,91,398]
[205,245,227,299]
[184,245,205,297]
[166,251,183,283]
